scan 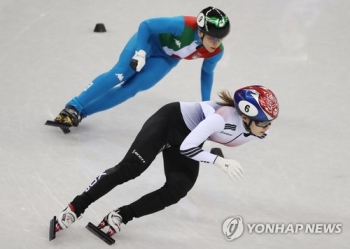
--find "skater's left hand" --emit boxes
[130,50,146,72]
[214,157,244,181]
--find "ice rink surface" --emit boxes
[1,0,349,248]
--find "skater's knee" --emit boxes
[162,177,194,206]
[105,165,121,175]
[107,161,147,182]
[120,83,140,97]
[95,70,123,87]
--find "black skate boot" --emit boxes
[86,209,122,245]
[56,106,82,127]
[45,106,82,134]
[49,204,81,241]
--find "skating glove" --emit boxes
[130,50,146,72]
[214,157,244,181]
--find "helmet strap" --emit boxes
[243,119,254,134]
[199,32,205,43]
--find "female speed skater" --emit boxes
[48,6,231,133]
[49,85,279,244]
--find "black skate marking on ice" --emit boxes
[49,216,56,241]
[86,222,115,245]
[210,148,224,158]
[45,120,71,134]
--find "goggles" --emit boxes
[207,36,223,43]
[254,120,272,128]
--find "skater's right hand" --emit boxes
[214,157,244,181]
[130,50,146,72]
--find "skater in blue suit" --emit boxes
[51,6,231,130]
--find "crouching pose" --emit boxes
[47,6,231,134]
[49,85,279,243]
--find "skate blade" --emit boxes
[86,222,115,245]
[45,120,71,134]
[210,148,224,158]
[49,216,56,241]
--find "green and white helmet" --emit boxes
[197,6,230,39]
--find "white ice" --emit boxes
[0,0,349,248]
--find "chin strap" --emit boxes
[196,33,205,46]
[197,35,204,49]
[243,119,254,136]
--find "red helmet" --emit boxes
[234,85,279,121]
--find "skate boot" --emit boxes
[99,209,123,236]
[49,204,81,241]
[45,106,82,134]
[55,106,82,127]
[86,209,122,245]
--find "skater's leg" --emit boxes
[65,34,139,114]
[70,103,180,216]
[51,103,183,238]
[81,55,179,117]
[117,146,200,224]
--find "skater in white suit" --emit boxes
[49,85,279,243]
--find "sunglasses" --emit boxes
[254,120,272,128]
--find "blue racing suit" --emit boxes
[66,16,224,118]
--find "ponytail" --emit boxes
[216,90,234,107]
